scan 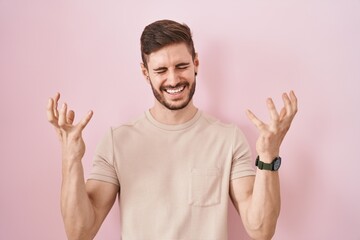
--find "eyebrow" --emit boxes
[152,62,190,71]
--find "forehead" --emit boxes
[147,43,193,67]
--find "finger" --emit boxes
[77,110,93,131]
[47,98,58,125]
[282,93,292,117]
[279,107,287,120]
[58,103,67,127]
[67,110,75,125]
[53,92,60,118]
[289,90,298,114]
[266,98,279,121]
[246,109,265,129]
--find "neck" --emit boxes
[150,101,198,125]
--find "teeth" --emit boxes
[165,86,185,94]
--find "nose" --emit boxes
[166,69,180,86]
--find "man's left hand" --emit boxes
[246,91,298,163]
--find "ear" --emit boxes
[140,63,150,83]
[193,53,199,75]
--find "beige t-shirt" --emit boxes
[89,110,255,239]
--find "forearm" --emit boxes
[246,169,280,239]
[242,91,297,239]
[61,160,96,240]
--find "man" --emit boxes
[47,19,297,240]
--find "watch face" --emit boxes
[273,157,281,170]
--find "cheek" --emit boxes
[186,72,196,81]
[180,70,194,79]
[149,77,164,88]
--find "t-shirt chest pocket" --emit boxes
[188,168,221,207]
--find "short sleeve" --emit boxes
[230,127,256,180]
[88,128,120,186]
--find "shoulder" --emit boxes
[201,111,249,141]
[200,111,238,131]
[111,112,147,134]
[197,112,247,142]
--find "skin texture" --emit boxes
[141,43,199,125]
[47,94,119,240]
[47,42,297,240]
[230,91,297,239]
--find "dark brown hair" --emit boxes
[140,19,196,68]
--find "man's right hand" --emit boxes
[47,93,117,239]
[47,92,93,163]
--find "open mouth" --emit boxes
[163,85,186,95]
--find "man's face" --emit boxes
[142,43,199,111]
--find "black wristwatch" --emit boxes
[255,156,282,171]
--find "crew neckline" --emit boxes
[145,109,202,131]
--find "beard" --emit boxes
[149,78,196,111]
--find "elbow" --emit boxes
[245,212,279,240]
[62,216,96,240]
[61,206,98,240]
[247,225,276,240]
[64,226,94,240]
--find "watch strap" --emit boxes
[255,156,273,170]
[255,155,281,171]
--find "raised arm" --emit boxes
[47,93,119,240]
[230,91,298,240]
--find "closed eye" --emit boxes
[152,62,190,74]
[153,67,167,74]
[176,63,190,69]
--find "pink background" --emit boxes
[1,0,359,239]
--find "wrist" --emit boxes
[62,159,83,176]
[257,153,279,163]
[61,149,84,163]
[256,155,282,171]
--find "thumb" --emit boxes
[246,109,264,129]
[78,110,93,131]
